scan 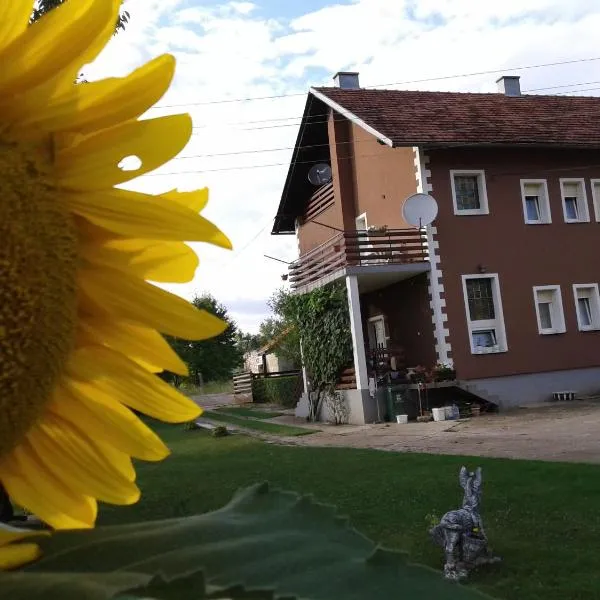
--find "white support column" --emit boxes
[345,275,368,389]
[299,337,310,395]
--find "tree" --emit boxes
[235,331,262,356]
[164,294,243,385]
[30,0,130,33]
[264,289,302,365]
[272,282,352,422]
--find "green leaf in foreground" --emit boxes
[21,483,495,599]
[0,572,149,600]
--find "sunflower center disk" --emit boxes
[0,142,79,460]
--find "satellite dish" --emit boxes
[402,193,439,228]
[308,163,332,186]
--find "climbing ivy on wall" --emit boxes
[275,281,353,420]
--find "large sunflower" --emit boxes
[0,0,231,567]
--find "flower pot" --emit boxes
[432,407,446,422]
[396,414,408,424]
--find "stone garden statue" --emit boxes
[429,466,501,581]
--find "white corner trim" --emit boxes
[461,273,509,354]
[309,87,393,147]
[450,169,489,216]
[413,146,452,366]
[532,284,566,335]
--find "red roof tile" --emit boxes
[312,87,600,147]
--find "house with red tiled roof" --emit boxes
[272,71,600,424]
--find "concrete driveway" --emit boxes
[285,402,600,464]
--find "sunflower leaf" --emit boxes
[26,483,495,599]
[0,571,150,600]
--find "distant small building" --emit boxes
[243,327,296,374]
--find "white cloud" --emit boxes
[87,0,600,332]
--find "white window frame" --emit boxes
[520,179,551,224]
[591,179,600,222]
[533,285,566,335]
[572,284,600,331]
[450,170,489,216]
[559,178,590,223]
[461,274,508,354]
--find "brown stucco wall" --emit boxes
[429,146,600,380]
[297,204,342,255]
[296,118,420,255]
[360,274,437,368]
[351,125,418,227]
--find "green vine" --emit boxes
[275,282,353,421]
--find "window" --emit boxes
[560,179,590,223]
[451,170,489,215]
[533,286,566,335]
[355,213,367,231]
[461,274,507,354]
[572,284,600,331]
[591,179,600,222]
[520,180,551,224]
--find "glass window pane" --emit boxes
[472,330,496,347]
[466,278,495,321]
[525,196,540,221]
[538,301,553,330]
[455,175,480,210]
[578,297,592,327]
[564,197,579,220]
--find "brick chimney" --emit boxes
[333,71,360,89]
[496,75,521,97]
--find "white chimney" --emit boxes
[333,71,360,89]
[496,75,521,97]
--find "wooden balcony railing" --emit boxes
[303,182,335,222]
[289,228,429,290]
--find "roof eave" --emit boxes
[309,87,394,148]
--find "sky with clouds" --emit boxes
[86,0,600,333]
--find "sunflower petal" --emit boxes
[0,542,41,570]
[80,317,188,375]
[67,346,202,423]
[81,239,200,283]
[0,0,115,95]
[79,266,227,339]
[56,114,192,189]
[15,55,176,137]
[28,415,139,506]
[51,384,170,462]
[164,188,210,212]
[0,4,32,53]
[2,445,97,530]
[64,188,232,247]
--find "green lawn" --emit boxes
[216,406,284,419]
[100,422,600,600]
[202,410,316,436]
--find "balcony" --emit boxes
[289,228,429,292]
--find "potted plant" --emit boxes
[432,362,457,382]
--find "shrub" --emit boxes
[252,375,302,408]
[212,425,229,438]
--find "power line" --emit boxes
[148,55,600,111]
[185,83,600,133]
[144,146,600,178]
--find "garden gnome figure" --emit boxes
[430,466,501,581]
